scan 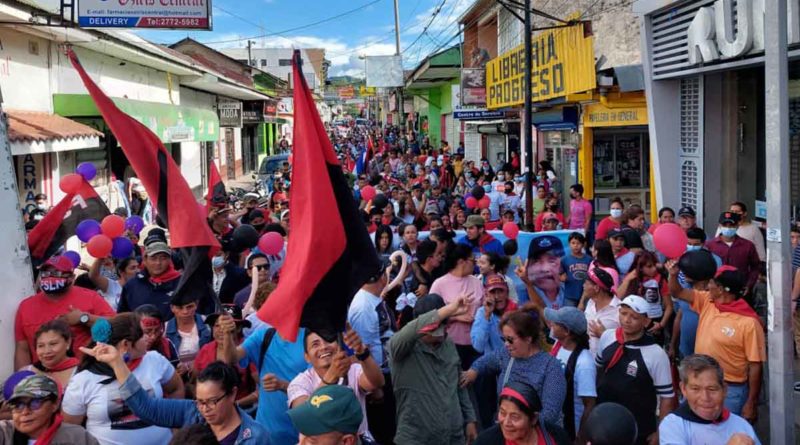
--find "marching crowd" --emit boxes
[6,120,772,445]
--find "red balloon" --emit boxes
[87,235,113,258]
[478,196,491,209]
[654,223,689,259]
[101,215,126,238]
[258,232,284,256]
[418,155,427,164]
[503,222,520,240]
[361,185,376,202]
[59,173,83,195]
[465,196,478,209]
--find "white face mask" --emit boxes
[497,174,505,181]
[610,209,623,218]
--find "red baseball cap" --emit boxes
[41,255,74,273]
[485,274,508,292]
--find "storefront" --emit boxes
[634,0,800,228]
[580,94,651,218]
[52,93,220,197]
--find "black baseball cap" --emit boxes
[719,212,741,225]
[678,207,696,217]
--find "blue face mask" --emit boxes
[720,227,737,238]
[212,256,226,268]
[610,209,623,218]
[686,244,702,252]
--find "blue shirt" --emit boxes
[348,289,395,373]
[561,253,593,302]
[674,299,699,358]
[240,327,309,445]
[470,307,504,355]
[615,251,636,276]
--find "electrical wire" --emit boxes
[402,0,447,54]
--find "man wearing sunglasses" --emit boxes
[234,253,272,310]
[1,374,97,444]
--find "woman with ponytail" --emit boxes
[0,374,99,445]
[61,313,184,445]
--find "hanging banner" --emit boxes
[486,23,596,109]
[461,68,487,106]
[78,0,212,29]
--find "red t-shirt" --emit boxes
[15,286,116,362]
[596,217,621,240]
[194,340,256,400]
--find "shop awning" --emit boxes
[53,94,219,143]
[405,46,462,90]
[532,107,578,131]
[7,110,103,155]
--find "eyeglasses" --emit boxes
[502,336,517,344]
[11,398,52,412]
[195,393,228,410]
[253,264,270,271]
[39,270,70,278]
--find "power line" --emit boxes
[402,0,447,54]
[200,0,384,45]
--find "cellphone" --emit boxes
[338,332,354,356]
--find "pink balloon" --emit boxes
[503,222,520,240]
[478,196,491,209]
[465,196,478,209]
[654,223,688,259]
[258,232,284,256]
[101,215,126,238]
[361,185,376,201]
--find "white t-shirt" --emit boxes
[62,351,175,445]
[287,364,371,439]
[554,347,597,433]
[178,326,200,365]
[99,280,122,312]
[659,411,761,445]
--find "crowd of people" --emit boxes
[6,119,772,445]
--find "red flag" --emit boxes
[67,48,220,312]
[205,160,226,211]
[28,179,109,261]
[257,51,380,341]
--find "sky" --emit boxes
[134,0,475,77]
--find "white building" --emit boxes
[221,47,327,93]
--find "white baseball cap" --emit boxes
[620,295,649,316]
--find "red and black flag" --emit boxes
[205,160,226,211]
[67,48,220,313]
[27,179,110,264]
[257,50,381,341]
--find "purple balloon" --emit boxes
[125,215,145,234]
[76,219,102,243]
[111,237,134,259]
[76,162,97,181]
[63,250,82,268]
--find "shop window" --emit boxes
[278,59,292,66]
[593,132,649,189]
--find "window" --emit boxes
[260,59,267,67]
[278,59,292,66]
[593,131,649,189]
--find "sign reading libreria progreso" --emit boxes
[485,23,595,109]
[78,0,212,29]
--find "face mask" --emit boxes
[40,277,69,294]
[483,185,492,193]
[497,174,505,181]
[610,209,623,218]
[36,203,47,210]
[212,256,226,268]
[720,227,737,238]
[686,244,702,252]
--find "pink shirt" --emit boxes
[584,297,621,356]
[569,199,593,230]
[287,364,371,438]
[429,273,485,346]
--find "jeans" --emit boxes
[563,298,579,308]
[724,381,749,415]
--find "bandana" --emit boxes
[605,328,656,372]
[673,401,730,425]
[149,264,181,284]
[38,357,79,373]
[140,317,162,329]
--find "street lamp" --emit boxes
[358,55,369,119]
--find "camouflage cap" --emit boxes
[9,375,58,402]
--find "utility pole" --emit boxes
[393,0,404,132]
[523,0,534,228]
[764,0,795,440]
[0,88,36,378]
[247,40,254,67]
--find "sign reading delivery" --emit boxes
[78,0,212,29]
[486,23,595,109]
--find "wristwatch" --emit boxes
[356,349,371,362]
[79,313,90,325]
